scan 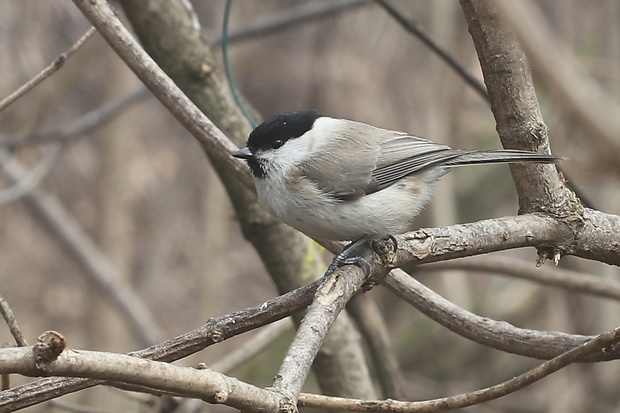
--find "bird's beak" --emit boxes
[232,147,253,160]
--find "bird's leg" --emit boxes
[324,236,371,277]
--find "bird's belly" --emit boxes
[257,178,433,241]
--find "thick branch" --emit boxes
[460,0,580,218]
[0,347,281,412]
[391,212,620,267]
[273,265,370,402]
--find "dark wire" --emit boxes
[222,0,258,128]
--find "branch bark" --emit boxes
[0,347,282,412]
[272,266,369,402]
[390,208,620,268]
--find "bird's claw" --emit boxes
[324,236,371,278]
[324,255,371,278]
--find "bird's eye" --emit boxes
[271,139,284,149]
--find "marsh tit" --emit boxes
[233,110,559,273]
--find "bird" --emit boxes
[233,110,560,274]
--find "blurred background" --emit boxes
[1,1,620,412]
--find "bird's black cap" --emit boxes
[246,110,321,152]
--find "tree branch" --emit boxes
[0,346,282,412]
[423,255,620,301]
[272,265,370,403]
[0,294,27,347]
[390,212,620,267]
[374,0,489,100]
[70,0,253,190]
[0,279,319,411]
[0,27,96,113]
[2,324,619,413]
[384,268,620,361]
[298,325,620,412]
[460,0,580,219]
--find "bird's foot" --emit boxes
[324,236,371,278]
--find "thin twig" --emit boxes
[298,325,620,412]
[209,0,369,45]
[0,146,64,205]
[0,27,96,113]
[0,294,27,347]
[374,0,489,100]
[0,87,148,150]
[0,294,27,391]
[422,255,620,301]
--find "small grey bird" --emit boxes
[233,110,559,273]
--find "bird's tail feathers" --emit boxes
[444,150,561,167]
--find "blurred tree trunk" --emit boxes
[118,0,377,400]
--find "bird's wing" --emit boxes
[298,124,466,200]
[370,133,465,192]
[295,120,383,201]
